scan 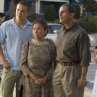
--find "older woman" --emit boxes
[20,19,56,97]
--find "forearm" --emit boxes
[80,66,88,80]
[28,71,37,80]
[0,44,5,61]
[0,44,11,68]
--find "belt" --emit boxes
[56,61,79,66]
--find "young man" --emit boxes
[0,1,32,97]
[53,3,91,97]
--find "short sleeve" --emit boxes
[0,23,7,44]
[77,32,91,66]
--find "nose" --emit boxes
[34,29,38,34]
[17,10,22,16]
[18,11,21,15]
[59,13,61,16]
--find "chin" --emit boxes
[59,20,62,23]
[59,19,63,23]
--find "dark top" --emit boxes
[56,23,91,66]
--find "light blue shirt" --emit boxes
[0,18,32,70]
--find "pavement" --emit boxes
[84,87,92,97]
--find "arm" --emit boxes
[81,66,88,80]
[45,40,56,81]
[20,42,39,81]
[20,42,32,76]
[0,43,5,60]
[77,66,88,89]
[77,32,91,88]
[0,43,10,69]
[0,23,11,69]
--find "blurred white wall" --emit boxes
[0,0,4,12]
[41,0,69,2]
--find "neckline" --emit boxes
[32,39,46,45]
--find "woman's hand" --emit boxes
[35,77,47,86]
[29,72,47,86]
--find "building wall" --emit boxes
[40,0,69,2]
[36,0,69,14]
[0,0,4,12]
[3,0,70,19]
[40,1,67,19]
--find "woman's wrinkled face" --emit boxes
[94,49,97,63]
[32,23,46,40]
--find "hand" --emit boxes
[29,72,47,86]
[35,77,47,86]
[77,78,86,89]
[2,58,11,69]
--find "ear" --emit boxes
[71,13,75,17]
[44,29,48,36]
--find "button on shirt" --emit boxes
[0,18,32,70]
[56,24,91,66]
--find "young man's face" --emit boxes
[94,48,97,63]
[16,3,27,21]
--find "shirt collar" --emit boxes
[61,23,77,32]
[10,17,32,27]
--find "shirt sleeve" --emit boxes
[78,32,91,66]
[20,42,31,76]
[0,23,7,44]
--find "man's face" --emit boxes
[0,16,5,23]
[94,49,97,63]
[59,5,73,24]
[16,4,27,21]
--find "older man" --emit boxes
[53,3,91,97]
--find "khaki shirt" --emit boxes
[56,24,91,66]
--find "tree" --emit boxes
[75,5,80,19]
[85,0,97,15]
[44,5,56,21]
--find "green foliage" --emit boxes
[75,5,80,19]
[27,13,37,22]
[78,16,97,33]
[44,5,56,21]
[85,0,97,15]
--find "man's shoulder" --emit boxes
[75,24,87,35]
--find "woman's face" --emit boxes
[32,23,46,41]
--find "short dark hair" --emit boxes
[17,1,29,11]
[32,19,48,36]
[95,46,97,49]
[0,12,5,18]
[60,3,76,13]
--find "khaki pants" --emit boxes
[1,68,21,97]
[53,63,84,97]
